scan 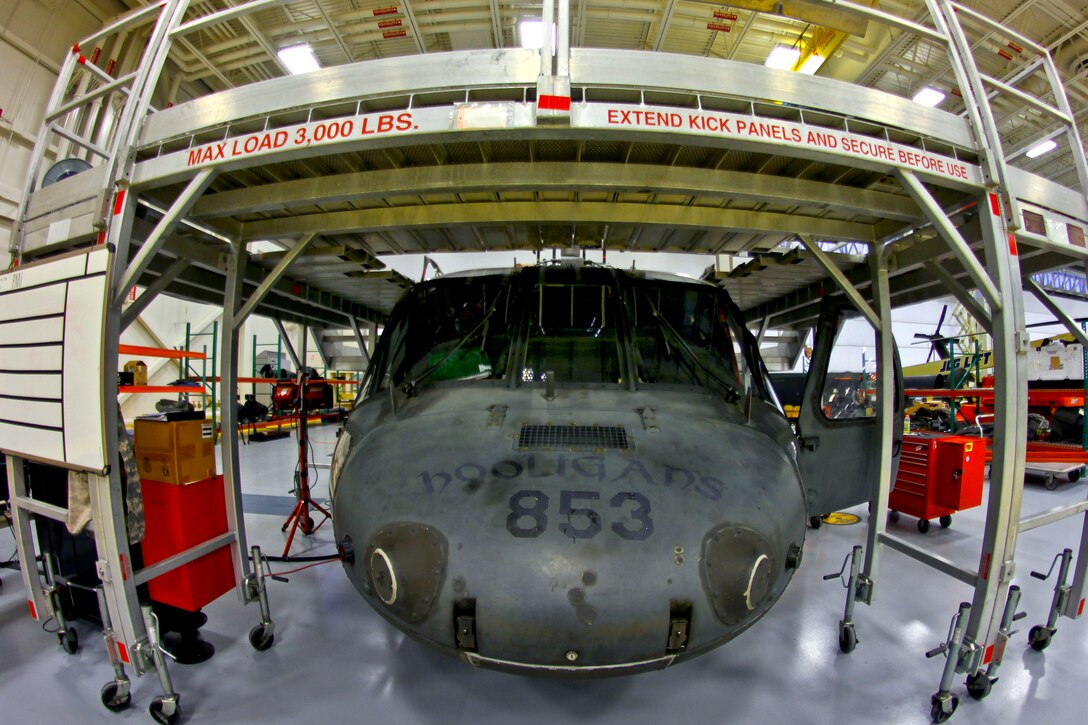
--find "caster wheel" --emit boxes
[930,694,958,723]
[966,671,992,700]
[100,681,131,712]
[1044,475,1058,491]
[59,626,79,654]
[939,515,952,529]
[838,625,857,654]
[149,697,181,725]
[918,519,931,534]
[1069,469,1081,483]
[888,510,901,524]
[305,516,315,532]
[1028,624,1052,651]
[809,516,822,529]
[249,623,275,651]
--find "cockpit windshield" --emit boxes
[362,266,766,405]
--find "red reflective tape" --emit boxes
[981,552,992,580]
[1007,232,1019,256]
[983,644,994,665]
[119,553,128,581]
[71,43,79,53]
[988,193,1001,217]
[105,59,116,76]
[1079,598,1085,616]
[96,231,107,245]
[77,55,87,65]
[28,600,38,620]
[538,94,571,111]
[113,189,126,216]
[90,47,101,64]
[118,642,130,664]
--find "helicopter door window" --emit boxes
[522,284,622,385]
[820,320,878,420]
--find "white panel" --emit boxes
[0,284,67,322]
[0,398,62,428]
[0,253,87,293]
[86,246,110,274]
[63,275,108,471]
[0,344,63,371]
[0,420,64,461]
[0,373,61,399]
[0,317,64,344]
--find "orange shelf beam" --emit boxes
[119,385,205,394]
[118,344,205,360]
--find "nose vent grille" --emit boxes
[518,424,630,451]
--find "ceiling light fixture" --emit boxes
[1025,139,1058,158]
[798,54,825,75]
[912,87,946,107]
[519,19,545,49]
[765,45,801,70]
[277,44,320,75]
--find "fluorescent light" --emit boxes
[1025,139,1058,158]
[798,54,825,75]
[519,19,545,49]
[765,45,801,70]
[912,87,945,107]
[277,44,320,75]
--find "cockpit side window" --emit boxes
[365,275,515,395]
[519,283,623,385]
[627,281,742,401]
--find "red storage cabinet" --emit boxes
[140,475,236,611]
[889,433,985,533]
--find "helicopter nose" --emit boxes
[701,523,789,625]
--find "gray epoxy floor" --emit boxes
[2,424,1087,724]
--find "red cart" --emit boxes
[889,433,985,533]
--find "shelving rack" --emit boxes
[2,1,1087,721]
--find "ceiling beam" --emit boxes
[193,162,920,222]
[240,200,878,243]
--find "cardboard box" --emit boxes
[141,475,236,611]
[134,417,216,485]
[123,360,148,386]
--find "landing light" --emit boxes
[277,44,320,75]
[1025,139,1058,158]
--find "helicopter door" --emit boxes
[795,299,902,521]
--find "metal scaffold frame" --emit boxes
[3,0,1088,720]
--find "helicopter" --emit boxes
[328,261,898,675]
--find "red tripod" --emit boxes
[281,378,331,556]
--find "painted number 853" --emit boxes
[506,489,654,541]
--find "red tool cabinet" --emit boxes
[140,475,236,611]
[889,433,985,533]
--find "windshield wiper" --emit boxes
[647,299,741,404]
[401,297,501,396]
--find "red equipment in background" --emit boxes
[889,433,985,533]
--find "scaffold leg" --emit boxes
[139,604,181,725]
[95,585,132,712]
[246,545,275,651]
[926,602,972,723]
[1028,548,1073,651]
[823,545,865,653]
[43,553,79,655]
[966,585,1025,700]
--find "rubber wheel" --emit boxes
[100,681,131,712]
[888,510,901,524]
[939,515,953,529]
[60,627,79,654]
[1028,624,1052,651]
[918,519,931,534]
[965,671,992,700]
[838,625,857,654]
[809,515,823,530]
[1069,469,1081,483]
[249,623,274,651]
[1045,475,1058,491]
[930,694,959,724]
[149,698,180,725]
